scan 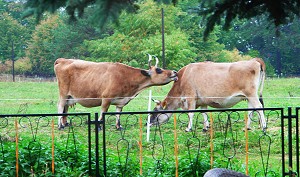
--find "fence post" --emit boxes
[296,108,299,176]
[281,108,286,176]
[88,113,92,176]
[288,107,293,176]
[102,113,107,177]
[95,113,100,177]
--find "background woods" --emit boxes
[0,0,300,77]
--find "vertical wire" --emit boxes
[174,114,178,177]
[139,115,143,176]
[52,118,55,174]
[210,112,214,169]
[245,112,249,176]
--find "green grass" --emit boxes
[0,77,299,176]
[0,77,299,114]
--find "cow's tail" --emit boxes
[255,58,266,108]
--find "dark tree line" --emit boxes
[1,0,300,76]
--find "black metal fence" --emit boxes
[91,107,299,177]
[1,108,300,177]
[0,113,91,176]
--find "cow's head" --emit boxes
[148,99,170,126]
[141,54,178,85]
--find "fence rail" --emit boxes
[1,108,299,177]
[96,107,284,177]
[0,113,90,177]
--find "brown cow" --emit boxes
[150,58,266,132]
[54,55,178,129]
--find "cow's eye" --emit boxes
[156,68,163,74]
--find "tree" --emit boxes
[0,11,28,72]
[26,15,63,76]
[218,16,300,76]
[0,0,37,75]
[25,7,105,76]
[22,0,300,39]
[199,0,300,40]
[83,0,196,70]
[176,0,251,62]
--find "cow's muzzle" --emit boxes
[170,70,178,81]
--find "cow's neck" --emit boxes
[163,97,181,111]
[115,71,154,100]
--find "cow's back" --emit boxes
[54,58,115,98]
[54,58,145,101]
[185,60,261,94]
[170,59,263,106]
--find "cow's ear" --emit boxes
[152,99,161,105]
[162,101,167,109]
[141,70,150,77]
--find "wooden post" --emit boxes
[15,119,19,177]
[174,114,178,177]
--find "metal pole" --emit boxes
[103,113,106,177]
[297,108,300,176]
[88,114,92,176]
[161,8,166,69]
[147,90,152,142]
[95,113,100,177]
[281,109,286,176]
[288,107,293,176]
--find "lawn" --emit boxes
[0,77,299,176]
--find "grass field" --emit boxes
[0,77,299,114]
[0,77,299,176]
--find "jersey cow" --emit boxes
[150,58,266,132]
[54,55,178,130]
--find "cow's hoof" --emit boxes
[144,123,153,127]
[243,127,252,131]
[262,127,267,133]
[185,128,192,132]
[116,127,123,131]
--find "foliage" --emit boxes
[0,57,32,75]
[176,0,224,62]
[83,0,196,70]
[25,11,103,76]
[26,15,63,76]
[176,0,253,63]
[199,0,300,40]
[0,0,36,63]
[22,0,176,27]
[0,12,27,62]
[218,16,300,76]
[22,0,300,41]
[1,0,299,76]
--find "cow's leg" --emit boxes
[98,99,110,130]
[201,106,210,132]
[186,112,194,132]
[184,99,198,132]
[115,106,123,130]
[247,96,266,131]
[246,103,253,130]
[57,97,68,129]
[181,98,193,132]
